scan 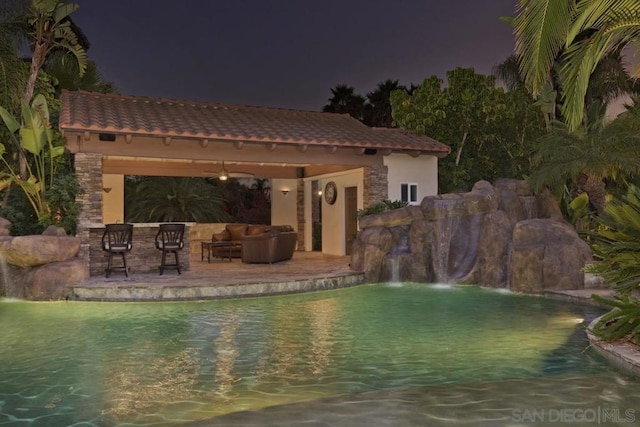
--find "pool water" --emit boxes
[1,284,639,426]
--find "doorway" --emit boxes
[344,186,358,255]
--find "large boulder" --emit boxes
[0,233,84,300]
[0,235,80,267]
[477,211,513,287]
[536,188,564,220]
[351,179,592,294]
[0,216,11,236]
[28,259,89,300]
[510,219,592,293]
[350,226,392,282]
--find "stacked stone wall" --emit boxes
[363,164,388,209]
[74,153,103,270]
[89,225,192,276]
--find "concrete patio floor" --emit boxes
[66,251,365,301]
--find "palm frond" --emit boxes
[561,6,640,130]
[560,35,612,130]
[590,293,640,342]
[568,0,640,43]
[513,0,574,95]
[586,184,640,294]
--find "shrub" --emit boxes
[357,200,409,218]
[586,184,640,342]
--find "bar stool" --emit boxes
[155,223,185,275]
[101,223,133,278]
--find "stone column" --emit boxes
[363,164,388,209]
[74,153,103,270]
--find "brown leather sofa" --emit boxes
[210,224,296,262]
[241,226,297,264]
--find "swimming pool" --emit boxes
[1,284,638,426]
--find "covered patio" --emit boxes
[59,90,449,276]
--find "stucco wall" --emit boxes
[102,174,124,224]
[384,154,438,203]
[319,169,364,256]
[271,178,298,230]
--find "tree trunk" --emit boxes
[20,43,47,179]
[455,131,468,166]
[578,173,607,215]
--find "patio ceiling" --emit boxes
[102,156,356,179]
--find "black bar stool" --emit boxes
[101,223,133,278]
[155,223,185,275]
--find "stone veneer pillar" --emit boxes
[74,153,103,270]
[363,164,388,209]
[296,178,305,250]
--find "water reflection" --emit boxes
[0,285,630,426]
[307,298,337,375]
[213,311,241,399]
[104,345,199,420]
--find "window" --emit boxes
[400,183,418,204]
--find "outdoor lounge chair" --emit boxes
[155,223,185,275]
[101,223,133,278]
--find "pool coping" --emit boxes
[587,317,640,377]
[545,289,640,377]
[66,271,366,301]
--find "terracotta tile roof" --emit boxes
[59,90,450,155]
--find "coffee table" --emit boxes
[201,241,235,262]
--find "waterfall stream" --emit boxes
[431,198,482,283]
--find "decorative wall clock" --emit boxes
[324,181,337,205]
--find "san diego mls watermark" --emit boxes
[512,407,636,424]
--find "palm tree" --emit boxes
[364,79,407,127]
[530,104,640,214]
[0,0,29,115]
[322,84,365,121]
[1,0,87,179]
[494,46,640,213]
[125,177,231,223]
[21,0,87,104]
[512,0,640,130]
[494,54,559,128]
[45,58,115,93]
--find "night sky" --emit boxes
[73,0,517,111]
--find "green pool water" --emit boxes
[1,284,639,426]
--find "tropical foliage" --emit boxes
[322,80,411,128]
[357,199,409,218]
[587,184,640,342]
[0,95,73,226]
[124,177,272,225]
[322,84,366,121]
[512,0,640,130]
[222,178,271,224]
[19,0,87,105]
[391,67,546,193]
[529,105,640,214]
[125,177,231,223]
[0,0,104,234]
[363,79,408,127]
[587,184,640,295]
